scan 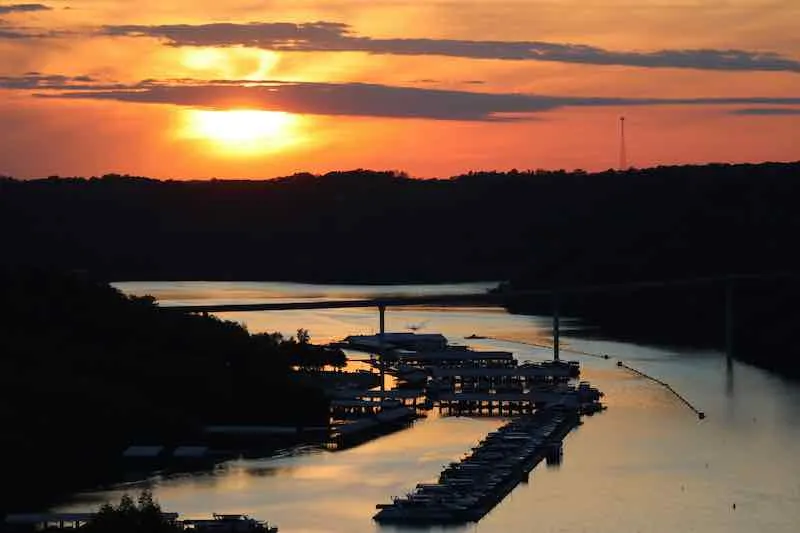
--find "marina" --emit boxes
[327,330,606,524]
[44,281,800,533]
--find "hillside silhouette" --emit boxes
[2,163,799,283]
[0,267,329,515]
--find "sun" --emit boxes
[179,109,302,155]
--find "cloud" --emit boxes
[0,8,63,39]
[100,21,800,74]
[35,80,550,121]
[0,28,30,38]
[730,107,800,115]
[0,72,128,90]
[11,75,800,121]
[0,4,67,40]
[0,27,66,39]
[0,4,51,14]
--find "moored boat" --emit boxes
[182,513,278,533]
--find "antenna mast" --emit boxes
[619,116,627,171]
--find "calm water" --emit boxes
[55,281,800,533]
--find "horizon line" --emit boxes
[3,159,800,183]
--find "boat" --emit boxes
[465,334,488,340]
[182,513,278,532]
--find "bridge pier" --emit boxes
[552,292,560,362]
[725,279,734,362]
[378,304,386,393]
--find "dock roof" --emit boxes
[122,445,165,457]
[173,446,209,458]
[204,425,299,435]
[398,351,514,361]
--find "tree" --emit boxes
[296,328,310,345]
[86,489,180,533]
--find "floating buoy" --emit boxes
[698,412,706,420]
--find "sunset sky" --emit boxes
[1,0,798,179]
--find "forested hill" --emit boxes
[0,267,329,514]
[2,161,798,284]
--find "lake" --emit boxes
[54,281,800,533]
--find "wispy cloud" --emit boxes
[0,72,113,89]
[0,27,65,39]
[0,28,30,38]
[0,3,51,15]
[9,74,800,121]
[731,107,800,115]
[100,21,800,74]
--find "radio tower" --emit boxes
[619,116,627,171]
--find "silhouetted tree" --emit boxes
[85,490,180,533]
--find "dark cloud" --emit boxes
[100,21,800,74]
[0,4,70,39]
[730,107,800,115]
[12,75,800,121]
[0,27,57,39]
[0,28,67,38]
[0,4,51,15]
[0,28,29,38]
[36,81,549,121]
[101,21,349,45]
[0,22,66,40]
[0,72,122,90]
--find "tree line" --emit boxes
[2,163,799,283]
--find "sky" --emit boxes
[0,0,798,179]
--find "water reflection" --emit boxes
[53,282,800,533]
[726,355,735,397]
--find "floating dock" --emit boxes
[433,381,603,416]
[3,512,277,532]
[373,406,581,525]
[327,406,419,449]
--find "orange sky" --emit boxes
[0,0,798,178]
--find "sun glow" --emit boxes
[180,109,302,155]
[179,48,280,80]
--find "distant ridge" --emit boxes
[1,161,799,284]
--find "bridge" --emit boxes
[164,273,789,363]
[162,272,800,402]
